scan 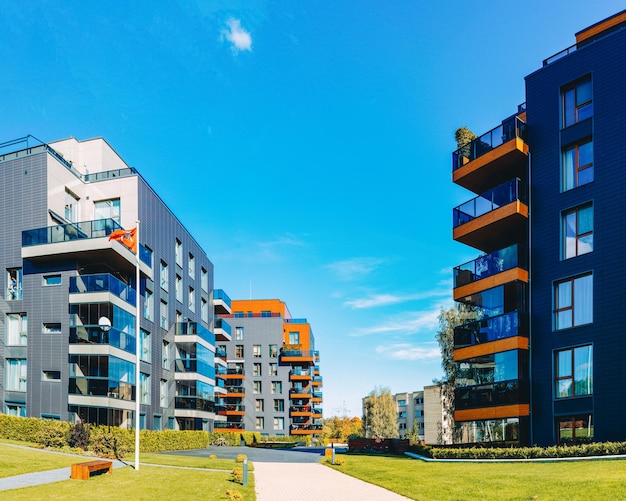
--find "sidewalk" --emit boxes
[254,461,413,501]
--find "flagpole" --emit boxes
[135,220,141,471]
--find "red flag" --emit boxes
[108,227,137,252]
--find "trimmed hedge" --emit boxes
[409,441,626,460]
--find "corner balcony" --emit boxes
[214,421,245,432]
[312,376,323,387]
[289,387,313,399]
[280,349,315,364]
[290,405,313,417]
[312,391,323,403]
[453,115,528,194]
[175,321,215,347]
[69,273,136,307]
[22,219,153,279]
[312,407,323,418]
[453,244,527,300]
[214,289,232,315]
[453,178,528,253]
[290,424,322,435]
[454,311,528,350]
[217,404,245,416]
[175,396,215,413]
[214,318,232,342]
[454,379,530,422]
[224,386,245,398]
[289,368,313,381]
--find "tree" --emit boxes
[405,419,421,444]
[455,126,477,149]
[322,416,363,442]
[362,387,398,439]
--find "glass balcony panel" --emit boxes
[22,219,122,247]
[455,379,529,410]
[70,274,136,306]
[454,311,528,348]
[175,396,215,412]
[454,244,527,288]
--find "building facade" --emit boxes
[393,391,424,440]
[214,299,323,437]
[1,136,218,431]
[451,11,626,446]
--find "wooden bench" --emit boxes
[70,459,113,480]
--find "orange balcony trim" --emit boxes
[290,375,313,381]
[453,268,528,301]
[453,201,528,243]
[290,429,319,435]
[453,138,528,186]
[576,11,626,44]
[291,411,313,417]
[454,336,529,361]
[455,404,530,422]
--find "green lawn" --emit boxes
[327,453,626,501]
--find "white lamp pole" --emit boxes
[135,220,141,471]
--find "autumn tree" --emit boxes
[322,416,363,442]
[362,387,398,439]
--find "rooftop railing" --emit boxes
[454,244,527,288]
[453,178,527,229]
[453,116,527,171]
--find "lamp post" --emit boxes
[134,220,141,470]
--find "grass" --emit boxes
[0,442,255,500]
[327,453,626,501]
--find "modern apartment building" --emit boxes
[393,391,424,440]
[1,135,219,431]
[451,11,626,446]
[214,299,323,437]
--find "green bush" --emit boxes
[69,421,90,450]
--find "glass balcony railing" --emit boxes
[217,404,245,413]
[175,321,215,346]
[452,116,527,171]
[69,378,134,401]
[69,326,136,354]
[290,368,314,377]
[312,391,323,399]
[454,311,528,349]
[174,358,215,379]
[454,244,527,288]
[225,386,245,394]
[22,218,122,247]
[84,168,137,182]
[455,379,529,411]
[175,396,215,413]
[214,318,232,336]
[281,349,315,359]
[453,178,527,229]
[312,407,323,415]
[291,424,322,431]
[70,274,136,306]
[290,387,312,395]
[214,289,232,309]
[214,422,244,430]
[290,405,312,413]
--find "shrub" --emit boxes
[236,454,247,463]
[90,433,128,459]
[209,454,218,460]
[69,421,90,450]
[39,424,69,449]
[231,467,243,484]
[224,489,244,500]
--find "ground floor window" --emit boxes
[455,418,520,444]
[557,414,593,444]
[5,402,26,417]
[69,405,133,428]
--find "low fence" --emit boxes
[348,438,410,455]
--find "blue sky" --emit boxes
[1,1,624,417]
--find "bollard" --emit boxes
[242,458,248,486]
[332,448,336,465]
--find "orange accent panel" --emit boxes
[453,138,528,184]
[281,355,315,363]
[576,11,626,44]
[454,268,528,301]
[290,429,319,435]
[454,336,529,361]
[455,404,530,422]
[453,201,528,241]
[231,299,289,317]
[517,111,526,122]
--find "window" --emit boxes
[273,399,284,412]
[5,403,26,417]
[160,261,169,291]
[253,381,262,394]
[273,417,284,430]
[144,288,153,321]
[201,298,208,322]
[175,239,183,267]
[42,370,61,381]
[140,373,151,404]
[6,359,27,391]
[271,381,282,394]
[154,415,162,431]
[269,344,278,358]
[140,329,151,362]
[188,253,195,278]
[556,345,593,398]
[289,331,300,345]
[188,287,195,312]
[562,76,592,128]
[43,274,62,286]
[398,399,406,407]
[563,204,593,259]
[558,415,593,444]
[562,139,593,191]
[160,300,168,329]
[253,345,262,358]
[253,363,262,377]
[162,341,170,370]
[555,274,593,329]
[201,268,208,292]
[269,363,278,376]
[235,345,244,358]
[255,399,264,412]
[255,417,264,429]
[160,379,168,407]
[6,313,27,346]
[235,327,244,340]
[175,275,183,302]
[43,323,62,334]
[94,198,121,223]
[65,189,80,222]
[7,268,22,300]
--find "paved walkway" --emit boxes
[254,461,413,501]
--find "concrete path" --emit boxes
[253,461,413,501]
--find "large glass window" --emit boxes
[562,76,592,128]
[201,268,208,292]
[140,372,151,404]
[6,359,27,391]
[201,298,208,322]
[175,239,183,267]
[235,327,244,340]
[162,341,170,370]
[557,414,593,444]
[188,253,195,279]
[160,379,168,407]
[7,268,22,301]
[160,261,169,291]
[140,329,151,362]
[556,345,593,398]
[563,204,593,259]
[160,300,168,329]
[289,331,300,345]
[188,287,195,312]
[563,139,593,191]
[555,274,593,329]
[144,288,153,321]
[6,313,27,346]
[94,198,121,224]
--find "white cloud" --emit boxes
[222,18,252,53]
[349,307,445,337]
[325,257,386,281]
[344,288,450,309]
[375,343,441,361]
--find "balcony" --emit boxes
[290,387,312,399]
[312,376,323,387]
[69,378,134,401]
[215,346,227,359]
[214,318,232,342]
[453,179,528,253]
[214,421,245,431]
[174,358,215,379]
[454,311,528,350]
[453,244,528,300]
[175,396,215,413]
[290,424,322,434]
[455,379,529,411]
[69,326,136,355]
[290,405,313,417]
[289,368,313,380]
[70,273,136,306]
[217,404,245,416]
[175,321,215,346]
[224,386,245,397]
[214,289,232,315]
[453,116,528,193]
[280,349,315,364]
[312,408,323,418]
